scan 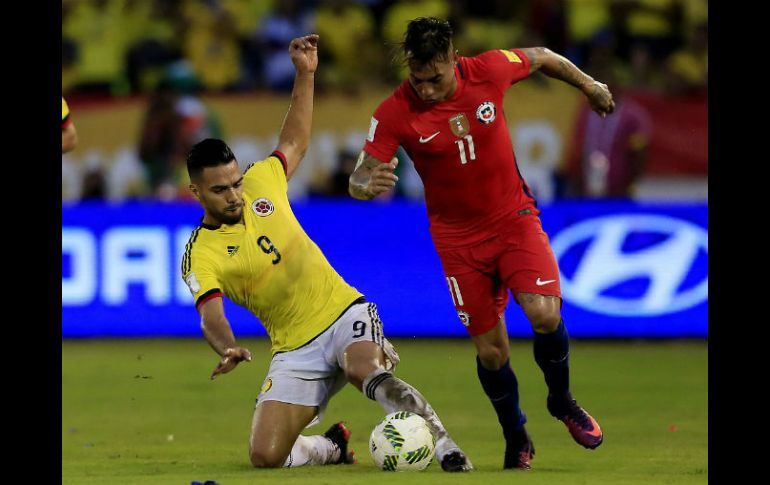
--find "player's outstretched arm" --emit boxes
[520,47,616,118]
[276,34,319,181]
[198,297,252,380]
[348,151,399,200]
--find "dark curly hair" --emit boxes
[401,17,454,65]
[187,138,237,180]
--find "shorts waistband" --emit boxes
[274,296,367,355]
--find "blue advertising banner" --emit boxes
[62,200,707,338]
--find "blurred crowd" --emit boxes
[62,0,708,202]
[63,0,707,96]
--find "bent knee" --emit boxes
[250,448,287,468]
[477,343,509,370]
[519,295,561,333]
[527,308,561,333]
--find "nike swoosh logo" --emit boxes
[549,352,569,364]
[536,278,556,286]
[586,417,602,437]
[419,132,440,143]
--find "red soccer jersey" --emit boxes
[364,49,538,249]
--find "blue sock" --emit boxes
[476,356,526,443]
[533,319,570,399]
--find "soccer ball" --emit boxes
[369,411,436,471]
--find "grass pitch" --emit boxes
[62,339,707,484]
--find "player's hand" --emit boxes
[582,80,615,118]
[289,34,319,74]
[367,157,399,197]
[211,346,252,380]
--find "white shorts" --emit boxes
[255,299,400,427]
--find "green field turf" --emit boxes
[62,339,707,484]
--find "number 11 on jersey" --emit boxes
[455,135,476,164]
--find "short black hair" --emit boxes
[402,17,454,65]
[186,138,237,180]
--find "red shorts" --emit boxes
[436,214,561,336]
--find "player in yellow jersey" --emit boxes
[62,97,77,153]
[181,34,472,472]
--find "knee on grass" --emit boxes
[249,447,288,468]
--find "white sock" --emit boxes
[362,368,458,461]
[435,435,461,460]
[282,435,340,467]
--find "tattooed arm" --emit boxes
[348,151,399,200]
[520,47,616,118]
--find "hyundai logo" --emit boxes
[551,214,708,316]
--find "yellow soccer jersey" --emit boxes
[181,152,363,354]
[62,97,71,128]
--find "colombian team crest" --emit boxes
[252,198,274,217]
[476,101,496,124]
[449,113,470,137]
[457,310,471,327]
[261,378,273,394]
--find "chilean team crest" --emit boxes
[252,198,274,217]
[476,101,496,124]
[449,113,470,137]
[457,310,471,327]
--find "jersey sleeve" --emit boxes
[476,49,532,94]
[363,97,402,163]
[243,151,289,193]
[182,248,223,309]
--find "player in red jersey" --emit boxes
[349,18,614,470]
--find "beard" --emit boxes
[216,205,243,225]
